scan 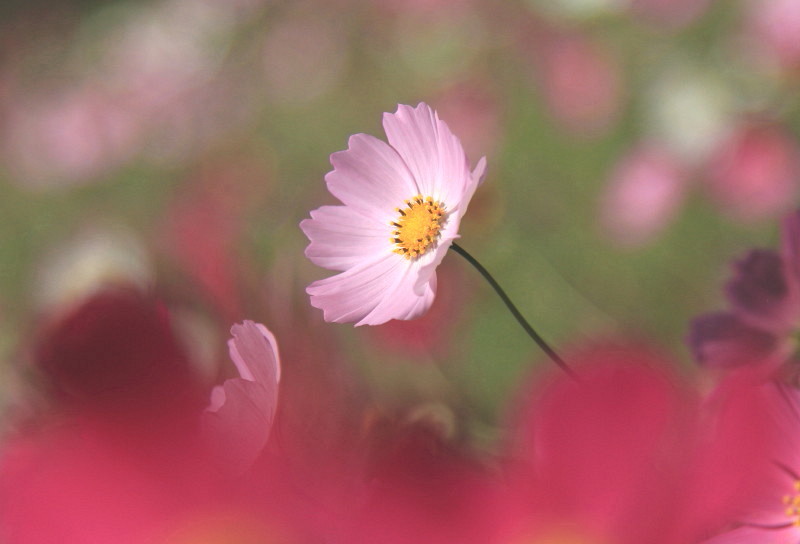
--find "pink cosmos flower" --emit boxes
[301,103,486,326]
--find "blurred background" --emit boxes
[1,0,799,441]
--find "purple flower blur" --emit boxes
[688,210,800,376]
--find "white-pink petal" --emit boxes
[326,133,417,223]
[307,253,431,325]
[302,103,486,326]
[382,103,471,206]
[202,320,280,474]
[301,205,389,271]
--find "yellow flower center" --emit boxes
[390,195,446,259]
[783,480,800,526]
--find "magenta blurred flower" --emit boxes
[2,288,289,542]
[600,144,688,247]
[704,121,800,222]
[702,382,800,543]
[343,414,497,544]
[203,320,281,475]
[301,103,486,326]
[495,346,777,544]
[688,210,800,374]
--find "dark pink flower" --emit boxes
[701,382,800,543]
[495,345,775,544]
[341,413,498,544]
[33,286,205,421]
[1,289,291,542]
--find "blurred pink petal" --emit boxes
[746,0,800,70]
[536,32,623,138]
[301,103,486,326]
[203,320,280,474]
[704,121,800,222]
[3,88,140,190]
[600,144,687,246]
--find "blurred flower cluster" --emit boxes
[1,0,800,542]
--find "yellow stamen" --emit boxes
[783,480,800,527]
[390,195,446,260]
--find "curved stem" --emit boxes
[449,242,577,380]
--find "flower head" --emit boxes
[301,103,486,326]
[687,210,800,375]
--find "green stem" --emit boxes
[449,242,577,380]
